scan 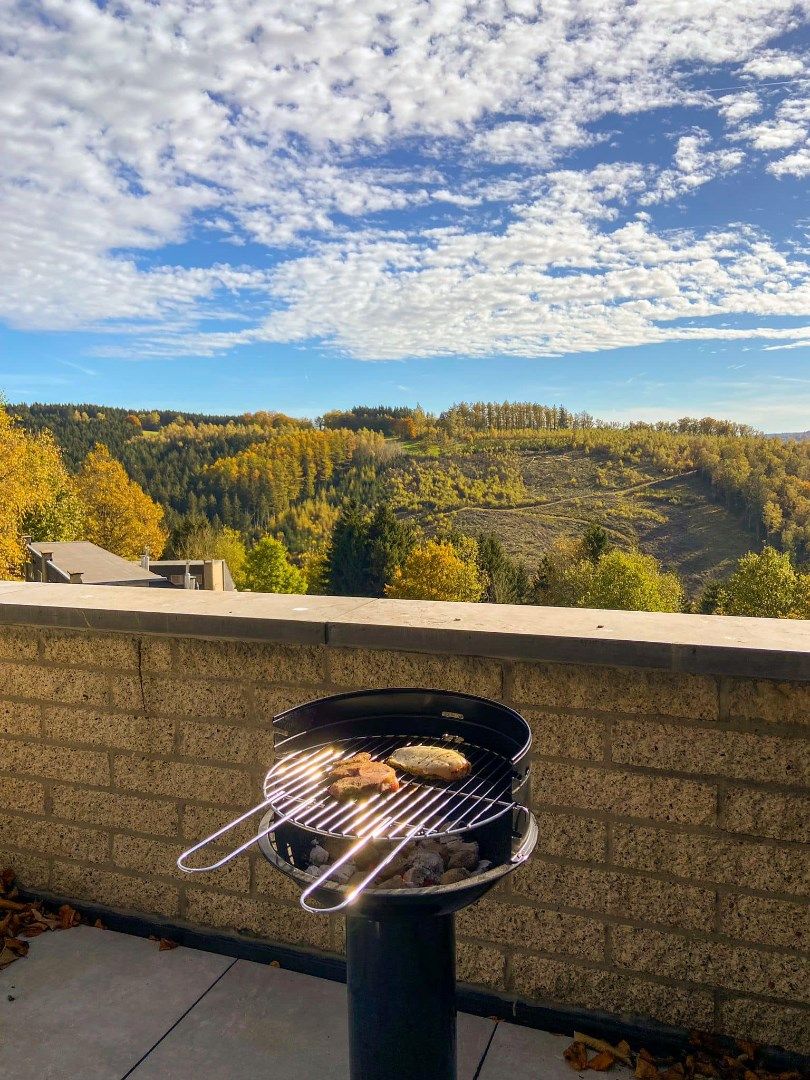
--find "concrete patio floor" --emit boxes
[0,925,595,1080]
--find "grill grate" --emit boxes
[178,727,526,915]
[262,734,515,841]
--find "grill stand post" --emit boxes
[346,911,457,1080]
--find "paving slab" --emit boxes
[0,926,232,1080]
[130,957,496,1080]
[478,1021,633,1080]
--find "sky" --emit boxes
[1,1,809,429]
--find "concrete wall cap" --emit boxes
[0,582,807,680]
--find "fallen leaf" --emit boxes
[0,898,28,913]
[588,1051,616,1071]
[4,936,29,956]
[93,919,105,929]
[574,1032,634,1066]
[57,905,81,930]
[158,938,178,951]
[270,960,280,968]
[565,1041,590,1071]
[635,1058,660,1080]
[0,947,17,970]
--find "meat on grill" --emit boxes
[327,753,400,800]
[386,745,471,782]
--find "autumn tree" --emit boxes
[580,550,684,613]
[386,539,485,602]
[716,547,810,619]
[532,536,591,607]
[168,517,247,588]
[241,536,306,594]
[76,444,167,561]
[301,548,329,594]
[0,404,82,578]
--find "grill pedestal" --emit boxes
[346,911,456,1080]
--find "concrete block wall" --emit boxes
[0,587,807,1054]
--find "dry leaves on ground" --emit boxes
[563,1030,802,1080]
[1,868,82,971]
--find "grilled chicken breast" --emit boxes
[387,745,471,782]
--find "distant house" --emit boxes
[25,541,235,591]
[145,558,236,591]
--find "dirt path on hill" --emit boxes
[442,469,697,516]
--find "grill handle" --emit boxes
[299,825,422,914]
[510,805,538,865]
[177,798,314,874]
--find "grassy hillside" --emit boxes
[396,447,756,593]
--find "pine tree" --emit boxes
[325,500,373,596]
[476,532,531,604]
[582,523,611,563]
[366,503,415,596]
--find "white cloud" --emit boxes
[718,92,762,124]
[742,50,807,78]
[769,146,810,175]
[640,133,744,204]
[130,167,810,362]
[734,94,810,173]
[763,338,810,349]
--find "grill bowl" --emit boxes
[257,805,537,917]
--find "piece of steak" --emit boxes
[326,754,400,801]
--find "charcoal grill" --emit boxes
[179,688,538,1080]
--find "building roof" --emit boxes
[28,542,173,587]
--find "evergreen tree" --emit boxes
[582,523,611,563]
[476,532,531,604]
[325,500,373,596]
[697,579,723,614]
[366,503,416,596]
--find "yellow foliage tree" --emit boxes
[385,539,485,602]
[580,549,684,613]
[0,405,82,579]
[76,445,167,561]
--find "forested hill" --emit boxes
[9,401,810,597]
[769,431,810,442]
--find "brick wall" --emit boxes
[0,621,807,1053]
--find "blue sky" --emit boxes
[1,2,809,429]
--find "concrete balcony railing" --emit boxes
[0,582,807,1055]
